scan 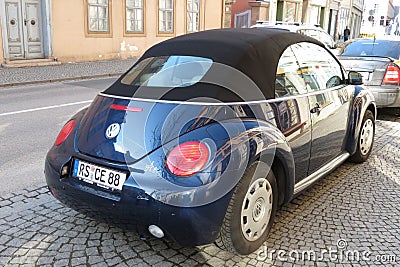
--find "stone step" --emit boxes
[1,58,61,68]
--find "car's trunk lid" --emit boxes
[338,56,391,86]
[76,95,235,164]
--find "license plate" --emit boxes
[72,159,127,191]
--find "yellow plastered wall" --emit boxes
[52,0,223,62]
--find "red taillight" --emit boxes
[166,141,209,177]
[55,120,75,146]
[382,64,400,85]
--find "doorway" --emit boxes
[2,0,45,60]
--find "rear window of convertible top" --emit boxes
[121,56,213,88]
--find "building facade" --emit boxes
[229,0,328,31]
[229,0,365,41]
[337,0,363,40]
[327,0,339,38]
[302,0,328,27]
[0,0,224,63]
[360,0,399,36]
[226,0,278,28]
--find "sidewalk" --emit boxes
[0,58,137,87]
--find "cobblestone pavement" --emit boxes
[0,59,137,87]
[0,115,399,267]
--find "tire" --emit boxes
[215,161,278,255]
[349,110,375,163]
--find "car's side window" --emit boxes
[291,42,343,92]
[275,46,307,98]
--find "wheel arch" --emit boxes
[190,118,297,208]
[255,143,295,206]
[346,86,376,155]
[366,103,377,121]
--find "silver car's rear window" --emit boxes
[340,40,400,59]
[121,56,213,87]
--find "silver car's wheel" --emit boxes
[359,118,374,156]
[241,178,273,241]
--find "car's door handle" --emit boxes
[310,104,321,114]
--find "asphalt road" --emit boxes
[0,77,117,195]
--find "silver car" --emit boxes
[337,37,400,109]
[251,21,337,50]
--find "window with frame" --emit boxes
[309,5,320,25]
[339,8,349,35]
[234,9,251,28]
[159,0,174,33]
[126,0,144,33]
[187,0,200,32]
[285,2,299,22]
[88,0,109,32]
[374,4,379,14]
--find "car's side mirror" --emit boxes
[348,71,363,85]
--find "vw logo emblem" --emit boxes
[105,123,121,139]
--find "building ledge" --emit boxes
[249,1,270,7]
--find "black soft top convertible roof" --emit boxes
[104,28,324,102]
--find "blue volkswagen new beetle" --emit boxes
[45,28,376,255]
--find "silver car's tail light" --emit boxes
[382,64,400,85]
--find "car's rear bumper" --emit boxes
[367,86,400,107]
[45,158,231,247]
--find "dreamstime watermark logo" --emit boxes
[257,239,397,264]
